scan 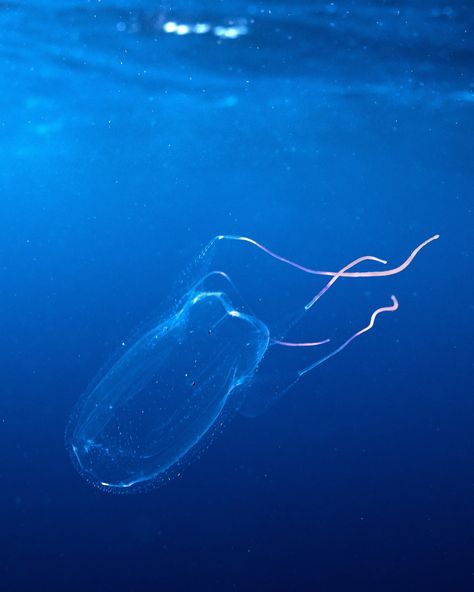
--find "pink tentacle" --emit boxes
[298,295,399,376]
[305,255,386,311]
[217,234,439,278]
[272,338,331,348]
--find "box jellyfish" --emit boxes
[66,234,438,492]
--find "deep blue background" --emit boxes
[0,1,473,590]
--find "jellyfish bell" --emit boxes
[66,288,269,492]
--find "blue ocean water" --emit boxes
[1,0,473,590]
